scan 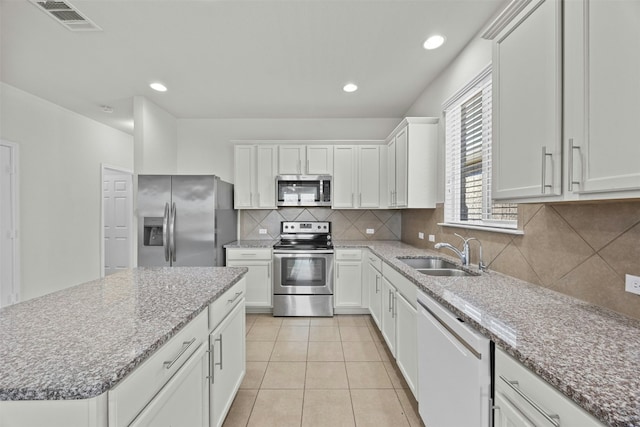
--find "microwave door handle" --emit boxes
[170,202,176,262]
[163,202,170,262]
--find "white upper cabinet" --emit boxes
[278,145,333,175]
[491,0,563,201]
[332,145,382,209]
[386,118,438,209]
[234,145,277,209]
[564,0,640,198]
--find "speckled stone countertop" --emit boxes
[225,240,276,249]
[334,240,640,427]
[0,267,247,401]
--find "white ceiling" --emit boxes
[1,0,505,134]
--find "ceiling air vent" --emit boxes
[30,0,102,32]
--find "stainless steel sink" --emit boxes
[399,257,478,277]
[399,257,458,270]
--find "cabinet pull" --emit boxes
[228,291,243,304]
[337,264,340,279]
[392,293,396,318]
[388,290,393,312]
[499,375,560,427]
[298,160,302,174]
[306,159,310,173]
[206,343,215,384]
[375,275,380,293]
[568,138,581,191]
[267,264,271,278]
[351,193,355,207]
[359,193,362,206]
[541,146,553,194]
[163,338,196,369]
[215,335,223,370]
[241,252,257,256]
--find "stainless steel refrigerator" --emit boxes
[137,175,236,267]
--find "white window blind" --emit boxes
[444,68,517,229]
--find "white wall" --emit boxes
[404,37,493,201]
[134,96,177,174]
[177,118,401,182]
[0,83,134,301]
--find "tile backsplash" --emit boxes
[239,208,402,241]
[402,201,640,320]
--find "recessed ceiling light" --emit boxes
[423,35,446,50]
[149,82,168,92]
[343,83,358,93]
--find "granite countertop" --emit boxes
[0,267,247,401]
[333,240,640,427]
[224,240,276,249]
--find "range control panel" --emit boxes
[281,221,331,234]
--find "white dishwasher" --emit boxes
[417,290,492,427]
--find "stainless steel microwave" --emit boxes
[276,175,332,207]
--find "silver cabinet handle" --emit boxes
[306,159,310,174]
[215,335,223,370]
[392,293,396,318]
[351,193,355,207]
[241,252,257,256]
[568,138,581,191]
[206,343,215,384]
[337,264,340,279]
[249,192,253,206]
[163,203,170,262]
[388,290,393,312]
[163,338,196,369]
[375,275,380,293]
[359,193,362,206]
[267,263,271,278]
[499,375,560,427]
[228,291,243,304]
[541,146,553,194]
[169,202,177,262]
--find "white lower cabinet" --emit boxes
[380,276,397,357]
[334,249,366,312]
[366,253,383,329]
[209,300,246,427]
[394,291,417,399]
[130,344,209,427]
[226,249,272,310]
[494,347,604,427]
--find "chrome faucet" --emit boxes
[434,233,487,271]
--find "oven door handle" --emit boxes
[273,250,335,254]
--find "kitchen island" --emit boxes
[0,267,247,426]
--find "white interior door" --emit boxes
[0,141,19,308]
[103,166,133,276]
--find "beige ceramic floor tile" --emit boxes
[305,362,349,389]
[374,340,392,362]
[282,317,311,326]
[339,326,373,342]
[253,315,283,326]
[350,389,410,427]
[270,341,308,362]
[302,389,355,427]
[310,317,339,326]
[307,341,344,362]
[221,389,258,427]
[345,362,393,389]
[277,326,310,341]
[246,325,280,341]
[240,361,268,389]
[395,388,425,427]
[337,315,368,326]
[247,389,303,427]
[342,341,382,362]
[246,340,275,362]
[261,361,307,389]
[309,326,341,341]
[383,361,409,389]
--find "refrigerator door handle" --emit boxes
[163,202,170,262]
[170,202,177,262]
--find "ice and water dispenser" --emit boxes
[143,217,164,246]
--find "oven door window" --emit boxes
[281,257,326,287]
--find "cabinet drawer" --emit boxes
[209,278,246,331]
[366,252,382,272]
[226,248,272,261]
[382,262,416,309]
[335,249,362,261]
[108,310,208,427]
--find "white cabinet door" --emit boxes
[234,146,255,208]
[130,344,208,427]
[227,260,271,308]
[493,390,537,427]
[278,145,305,174]
[210,301,246,427]
[395,292,417,399]
[332,146,357,208]
[380,277,396,357]
[492,0,562,200]
[387,138,397,207]
[358,146,380,208]
[306,145,333,175]
[367,263,382,329]
[335,261,362,308]
[564,0,640,196]
[394,128,408,207]
[256,145,277,208]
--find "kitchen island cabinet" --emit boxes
[0,267,247,427]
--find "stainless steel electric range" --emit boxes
[272,221,334,317]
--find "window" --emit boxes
[443,66,517,230]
